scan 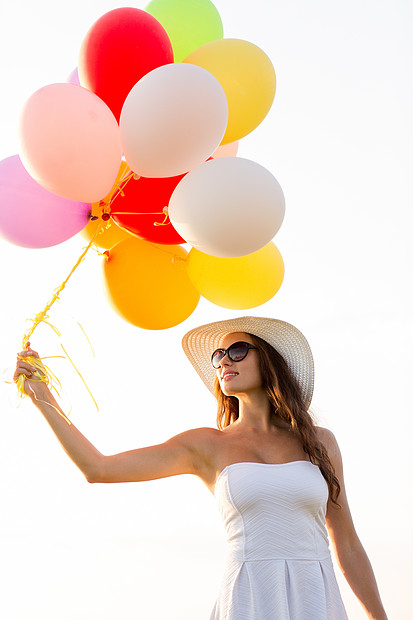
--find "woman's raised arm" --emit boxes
[14,347,203,484]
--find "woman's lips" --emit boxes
[221,372,239,382]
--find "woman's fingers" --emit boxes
[18,347,40,359]
[14,357,42,381]
[13,367,34,382]
[16,360,37,372]
[14,345,47,388]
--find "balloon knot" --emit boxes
[90,215,99,221]
[101,213,111,221]
[154,206,170,227]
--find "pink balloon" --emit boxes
[212,141,239,158]
[0,155,90,248]
[19,83,122,202]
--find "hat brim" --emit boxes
[182,316,314,408]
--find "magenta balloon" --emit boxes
[0,155,90,248]
[67,67,81,86]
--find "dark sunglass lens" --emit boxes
[211,349,225,368]
[228,342,249,361]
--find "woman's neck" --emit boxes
[234,391,274,432]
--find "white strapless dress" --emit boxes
[210,461,348,620]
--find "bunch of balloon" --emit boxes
[98,1,284,327]
[0,0,287,332]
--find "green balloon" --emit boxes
[145,0,224,63]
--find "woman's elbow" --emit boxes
[85,472,99,484]
[84,457,107,484]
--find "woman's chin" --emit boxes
[220,380,241,397]
[219,381,235,397]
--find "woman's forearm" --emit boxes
[336,540,387,620]
[28,383,104,482]
[16,354,199,485]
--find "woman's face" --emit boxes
[215,332,263,397]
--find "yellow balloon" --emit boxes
[103,237,200,329]
[187,243,284,309]
[80,161,133,249]
[184,39,276,144]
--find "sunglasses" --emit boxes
[211,341,258,369]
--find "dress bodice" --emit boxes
[214,461,331,562]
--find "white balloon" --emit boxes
[169,157,285,257]
[120,63,228,178]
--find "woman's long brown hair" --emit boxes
[214,333,341,506]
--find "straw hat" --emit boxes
[182,316,314,407]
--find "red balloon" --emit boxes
[111,173,186,245]
[78,8,173,121]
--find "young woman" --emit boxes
[14,316,387,620]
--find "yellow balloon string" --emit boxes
[60,342,99,412]
[17,220,108,415]
[104,164,171,227]
[154,207,171,227]
[109,165,136,203]
[22,223,106,350]
[89,165,136,225]
[110,206,171,227]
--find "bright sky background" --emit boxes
[0,1,412,618]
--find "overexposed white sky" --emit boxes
[0,1,412,618]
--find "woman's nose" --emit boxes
[221,353,233,366]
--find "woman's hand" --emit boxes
[14,343,49,399]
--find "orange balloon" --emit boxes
[80,161,133,249]
[103,237,200,329]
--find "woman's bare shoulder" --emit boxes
[315,426,343,468]
[165,426,222,451]
[315,426,340,452]
[173,426,222,438]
